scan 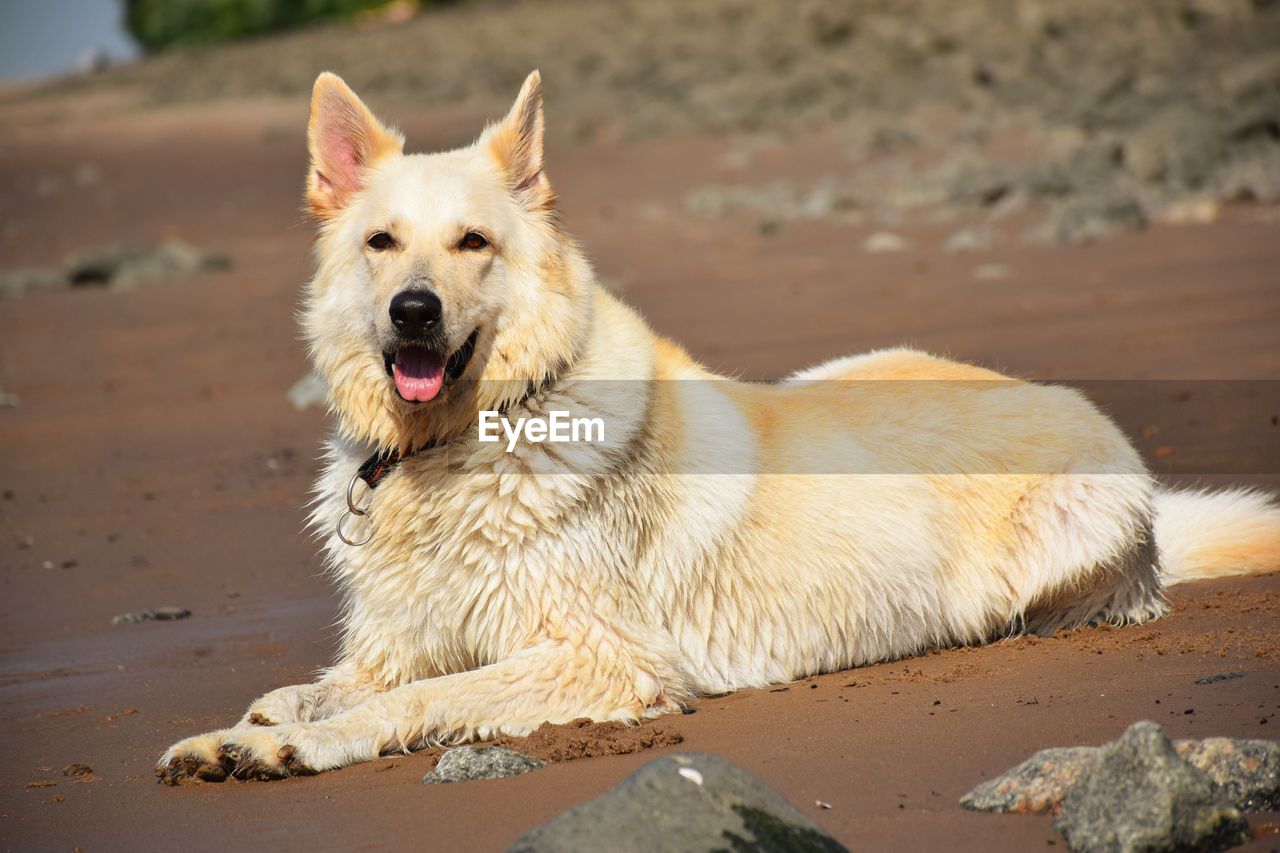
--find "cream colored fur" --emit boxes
[157,72,1280,784]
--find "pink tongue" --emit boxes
[392,346,445,402]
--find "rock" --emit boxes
[862,231,910,253]
[62,764,94,779]
[1053,721,1251,853]
[510,752,846,853]
[963,730,1278,822]
[1032,195,1147,244]
[0,388,20,408]
[972,263,1011,281]
[65,242,229,290]
[1123,107,1224,187]
[0,267,66,297]
[111,607,191,625]
[1177,737,1280,812]
[960,747,1095,814]
[1157,198,1221,226]
[944,226,993,253]
[1192,672,1244,686]
[287,371,328,410]
[421,746,545,784]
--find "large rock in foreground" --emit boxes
[510,752,846,853]
[1052,722,1251,853]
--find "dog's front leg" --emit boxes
[155,665,382,784]
[161,639,678,782]
[238,664,378,726]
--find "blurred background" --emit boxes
[1,2,1278,850]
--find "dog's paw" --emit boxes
[219,727,317,781]
[155,731,234,785]
[240,683,317,726]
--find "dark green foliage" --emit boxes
[123,0,403,51]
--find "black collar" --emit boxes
[355,379,550,490]
[355,441,438,490]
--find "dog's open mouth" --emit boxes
[384,329,478,403]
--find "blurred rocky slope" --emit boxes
[14,0,1280,239]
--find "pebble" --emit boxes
[111,607,192,625]
[862,231,910,253]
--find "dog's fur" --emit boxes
[157,72,1280,784]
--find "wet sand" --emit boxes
[1,95,1278,851]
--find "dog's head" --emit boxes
[301,71,592,450]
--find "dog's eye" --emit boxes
[459,232,489,251]
[367,231,395,251]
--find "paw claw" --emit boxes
[155,752,231,786]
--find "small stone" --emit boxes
[0,267,65,297]
[62,764,93,779]
[1032,195,1148,245]
[972,263,1011,281]
[421,746,545,784]
[1157,199,1220,226]
[1053,721,1250,853]
[1193,673,1244,685]
[863,231,910,253]
[943,227,993,253]
[112,607,191,625]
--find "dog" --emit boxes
[157,71,1280,783]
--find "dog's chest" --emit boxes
[315,444,601,682]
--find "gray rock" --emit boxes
[0,267,65,296]
[1032,195,1148,245]
[65,242,229,290]
[961,747,1095,814]
[421,746,545,784]
[111,607,191,625]
[1177,737,1280,813]
[1123,107,1224,188]
[962,733,1278,819]
[944,226,993,253]
[1053,721,1251,853]
[510,752,846,853]
[972,263,1011,281]
[862,231,910,253]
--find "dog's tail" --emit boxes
[1155,487,1280,585]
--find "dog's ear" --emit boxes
[306,72,404,220]
[485,70,554,213]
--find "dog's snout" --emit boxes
[389,290,443,338]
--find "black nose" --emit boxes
[389,290,442,338]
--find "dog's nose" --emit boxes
[389,290,442,338]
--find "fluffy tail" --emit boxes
[1155,488,1280,585]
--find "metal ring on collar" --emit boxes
[346,472,371,516]
[336,509,373,547]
